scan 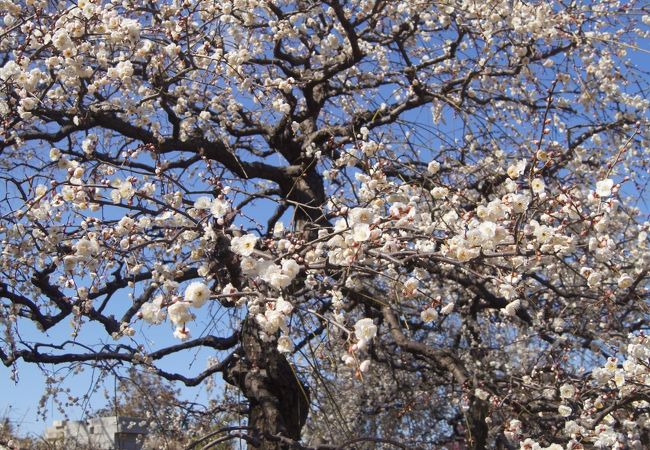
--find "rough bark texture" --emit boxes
[224,319,310,449]
[283,166,330,237]
[220,163,321,448]
[467,398,489,450]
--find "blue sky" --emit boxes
[0,308,227,436]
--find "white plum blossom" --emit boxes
[20,97,37,111]
[617,274,633,289]
[81,135,97,155]
[0,60,20,81]
[559,383,575,399]
[110,179,135,203]
[427,160,441,174]
[211,198,229,218]
[277,336,294,353]
[352,223,371,242]
[74,237,100,257]
[354,318,377,343]
[430,186,449,199]
[256,309,287,335]
[273,221,285,237]
[349,208,373,224]
[359,359,371,373]
[596,179,614,197]
[402,277,419,297]
[274,296,293,315]
[49,148,62,161]
[184,282,211,308]
[139,296,166,324]
[280,259,301,279]
[587,271,602,288]
[230,234,258,256]
[240,257,260,276]
[440,303,454,315]
[420,307,438,323]
[531,178,546,194]
[533,224,554,244]
[456,245,480,262]
[107,60,134,81]
[508,193,531,213]
[507,160,527,179]
[222,283,238,297]
[260,263,292,289]
[173,326,191,341]
[193,196,213,210]
[474,388,490,401]
[165,43,181,57]
[52,29,74,52]
[167,302,194,326]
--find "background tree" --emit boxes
[1,0,649,449]
[92,367,227,450]
[1,416,32,450]
[2,370,233,450]
[0,413,46,450]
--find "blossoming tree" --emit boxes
[1,0,649,448]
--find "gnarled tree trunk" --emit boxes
[224,318,310,449]
[223,167,323,448]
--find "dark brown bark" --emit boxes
[466,398,489,450]
[224,318,309,449]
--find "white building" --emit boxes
[45,416,148,450]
